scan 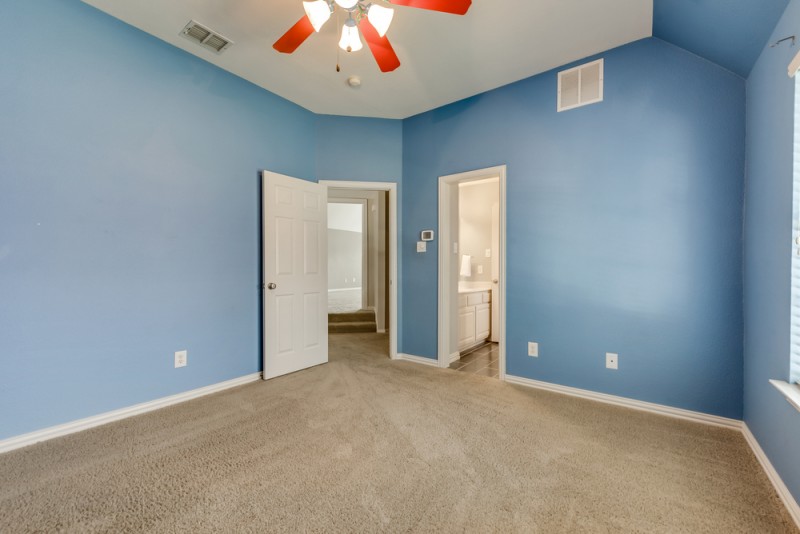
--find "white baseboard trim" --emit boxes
[505,374,799,525]
[0,372,262,455]
[448,351,461,364]
[377,328,386,334]
[4,364,797,529]
[397,353,440,367]
[504,374,742,430]
[742,423,800,528]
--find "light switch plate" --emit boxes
[417,241,426,253]
[528,342,539,357]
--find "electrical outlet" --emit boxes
[606,352,618,370]
[528,342,539,357]
[417,241,426,253]
[175,350,187,368]
[477,265,484,274]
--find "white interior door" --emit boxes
[490,202,500,342]
[262,171,328,379]
[450,186,461,356]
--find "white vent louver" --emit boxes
[180,20,233,54]
[558,59,603,112]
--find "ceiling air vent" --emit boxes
[180,20,233,54]
[557,59,603,112]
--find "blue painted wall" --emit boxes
[402,38,746,418]
[0,0,765,441]
[315,115,402,183]
[0,0,318,439]
[743,0,800,505]
[315,114,404,342]
[653,0,789,77]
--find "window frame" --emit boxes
[773,58,800,412]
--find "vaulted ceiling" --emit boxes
[81,0,789,119]
[653,0,789,78]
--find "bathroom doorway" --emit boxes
[438,166,506,379]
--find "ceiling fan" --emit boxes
[273,0,472,73]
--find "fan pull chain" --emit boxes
[335,9,342,72]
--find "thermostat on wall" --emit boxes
[421,230,434,241]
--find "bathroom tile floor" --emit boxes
[449,342,500,379]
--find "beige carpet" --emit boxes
[0,333,796,533]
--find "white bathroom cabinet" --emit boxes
[458,290,491,351]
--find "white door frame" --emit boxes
[438,166,507,379]
[320,180,399,360]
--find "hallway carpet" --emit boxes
[0,333,796,532]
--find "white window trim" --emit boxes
[776,54,800,412]
[789,49,800,78]
[771,380,800,413]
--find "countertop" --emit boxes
[458,285,492,294]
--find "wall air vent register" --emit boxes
[558,59,604,112]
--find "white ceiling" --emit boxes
[82,0,653,119]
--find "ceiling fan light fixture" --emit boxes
[367,4,394,37]
[338,20,363,52]
[334,0,359,9]
[275,0,472,72]
[303,0,331,32]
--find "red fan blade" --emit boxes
[390,0,471,15]
[360,18,401,72]
[273,15,315,53]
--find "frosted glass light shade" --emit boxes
[368,4,394,37]
[303,0,331,32]
[338,23,363,52]
[334,0,359,9]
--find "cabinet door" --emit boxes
[458,307,476,349]
[467,292,483,306]
[475,303,491,341]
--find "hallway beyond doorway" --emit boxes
[328,288,362,313]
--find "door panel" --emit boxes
[303,292,320,348]
[276,295,294,354]
[263,171,328,379]
[303,221,320,274]
[476,303,491,340]
[276,217,293,275]
[458,307,476,349]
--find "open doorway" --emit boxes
[327,199,367,314]
[438,166,506,379]
[321,181,398,360]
